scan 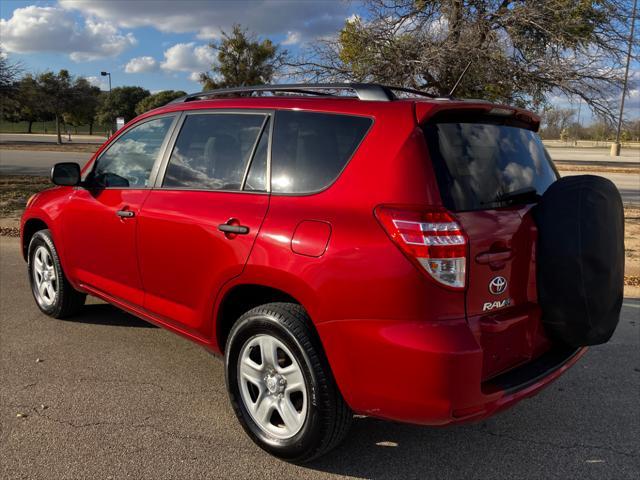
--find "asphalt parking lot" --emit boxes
[1,236,638,479]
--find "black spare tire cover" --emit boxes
[533,175,624,347]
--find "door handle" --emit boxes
[218,223,249,235]
[116,209,135,218]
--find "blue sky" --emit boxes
[1,0,637,123]
[0,0,361,93]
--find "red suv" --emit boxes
[21,84,623,462]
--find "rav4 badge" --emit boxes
[483,298,511,311]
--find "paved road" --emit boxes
[0,237,638,479]
[0,150,93,175]
[0,133,107,144]
[561,171,640,207]
[546,147,639,165]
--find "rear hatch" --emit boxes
[422,109,559,380]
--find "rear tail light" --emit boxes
[375,206,467,289]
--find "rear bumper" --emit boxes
[316,318,587,425]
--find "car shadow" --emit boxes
[64,303,157,328]
[306,417,504,479]
[305,412,595,479]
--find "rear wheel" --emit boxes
[225,302,351,463]
[28,229,85,318]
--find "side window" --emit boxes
[92,116,174,188]
[271,111,372,194]
[163,113,266,190]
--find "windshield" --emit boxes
[423,123,558,211]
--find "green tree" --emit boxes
[584,118,615,141]
[37,70,73,144]
[199,25,286,90]
[63,77,102,136]
[290,0,638,119]
[95,86,150,134]
[15,75,50,133]
[627,119,640,141]
[135,90,186,115]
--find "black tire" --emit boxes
[225,302,352,463]
[27,229,86,318]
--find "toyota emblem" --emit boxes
[489,276,507,295]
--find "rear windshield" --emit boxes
[423,123,558,211]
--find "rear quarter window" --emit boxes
[423,123,558,211]
[271,111,372,194]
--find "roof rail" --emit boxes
[170,83,439,104]
[387,85,441,99]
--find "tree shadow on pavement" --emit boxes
[63,303,157,328]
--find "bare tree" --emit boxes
[0,47,23,119]
[288,1,638,119]
[0,48,22,92]
[540,107,576,138]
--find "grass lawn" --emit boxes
[0,175,51,216]
[0,120,109,135]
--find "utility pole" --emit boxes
[612,0,637,157]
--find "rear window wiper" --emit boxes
[483,187,541,205]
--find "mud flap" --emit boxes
[533,175,624,347]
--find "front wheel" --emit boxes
[225,302,352,463]
[28,229,85,318]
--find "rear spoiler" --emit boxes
[415,102,540,131]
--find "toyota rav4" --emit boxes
[21,84,624,462]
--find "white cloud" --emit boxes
[188,72,203,83]
[196,28,223,41]
[161,43,216,74]
[124,56,158,73]
[60,0,351,43]
[282,31,301,46]
[0,5,136,61]
[85,75,108,90]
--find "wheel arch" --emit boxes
[22,217,49,260]
[215,283,302,353]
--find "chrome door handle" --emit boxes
[116,210,135,218]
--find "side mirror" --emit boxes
[51,162,81,186]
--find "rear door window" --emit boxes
[271,111,372,194]
[163,113,267,191]
[423,123,558,211]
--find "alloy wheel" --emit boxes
[237,334,308,439]
[32,246,58,308]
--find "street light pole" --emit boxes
[100,71,112,92]
[612,0,637,157]
[101,71,113,136]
